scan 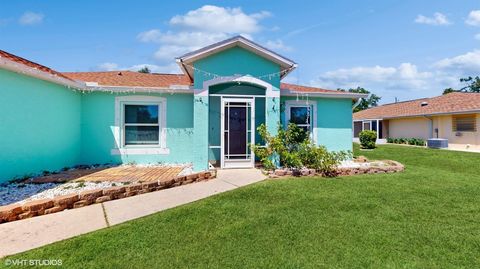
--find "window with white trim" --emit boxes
[113,96,168,155]
[123,104,160,146]
[288,106,312,133]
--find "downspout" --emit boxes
[423,115,434,138]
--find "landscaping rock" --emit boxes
[18,211,35,220]
[53,193,79,208]
[21,199,54,212]
[103,186,125,197]
[274,169,286,176]
[95,196,111,203]
[73,200,88,208]
[0,204,23,222]
[44,206,65,215]
[79,190,103,204]
[125,184,142,192]
[142,182,158,191]
[174,176,186,183]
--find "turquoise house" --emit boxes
[0,36,366,182]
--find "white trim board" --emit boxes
[112,95,169,155]
[285,100,318,143]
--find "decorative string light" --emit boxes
[183,63,292,81]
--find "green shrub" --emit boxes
[386,137,394,143]
[407,138,416,145]
[415,139,426,146]
[359,130,377,149]
[252,123,349,176]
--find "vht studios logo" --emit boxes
[4,259,63,267]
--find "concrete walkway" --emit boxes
[0,169,266,258]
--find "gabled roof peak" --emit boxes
[176,35,297,81]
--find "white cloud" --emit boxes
[265,39,292,52]
[465,10,480,26]
[137,5,276,63]
[19,11,44,25]
[169,5,270,34]
[310,63,453,102]
[97,62,119,71]
[414,12,451,26]
[315,63,434,90]
[434,49,480,73]
[97,62,180,73]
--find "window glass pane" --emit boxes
[353,122,362,137]
[125,105,158,124]
[290,107,309,125]
[125,126,159,145]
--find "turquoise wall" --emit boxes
[280,96,353,152]
[80,92,195,165]
[192,46,281,170]
[0,69,82,182]
[193,46,281,89]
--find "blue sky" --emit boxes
[1,0,480,103]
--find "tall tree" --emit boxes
[338,87,381,112]
[441,76,480,95]
[138,66,151,74]
[460,76,480,92]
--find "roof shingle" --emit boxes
[63,71,192,88]
[353,92,480,120]
[0,50,74,81]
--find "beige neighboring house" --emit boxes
[353,92,480,151]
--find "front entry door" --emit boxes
[221,98,255,168]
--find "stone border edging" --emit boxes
[268,160,404,178]
[0,170,216,224]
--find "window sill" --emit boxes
[111,147,170,155]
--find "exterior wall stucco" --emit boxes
[388,117,431,139]
[80,92,195,165]
[281,96,353,152]
[0,69,82,182]
[433,114,480,150]
[192,46,281,170]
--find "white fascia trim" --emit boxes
[0,57,85,89]
[199,75,280,98]
[177,36,296,67]
[87,85,193,93]
[281,89,368,99]
[285,100,318,143]
[113,95,169,155]
[176,36,297,80]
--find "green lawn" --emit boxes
[2,144,480,268]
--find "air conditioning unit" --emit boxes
[427,138,448,149]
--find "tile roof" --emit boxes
[353,92,480,120]
[0,50,75,81]
[63,71,192,88]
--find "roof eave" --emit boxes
[281,89,368,99]
[0,57,85,89]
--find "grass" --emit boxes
[2,144,480,268]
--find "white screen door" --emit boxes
[221,98,255,168]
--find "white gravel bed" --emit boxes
[339,160,370,168]
[0,181,128,206]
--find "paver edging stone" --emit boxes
[0,170,216,224]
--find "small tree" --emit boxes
[359,130,377,149]
[138,67,151,74]
[338,87,381,112]
[251,123,350,176]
